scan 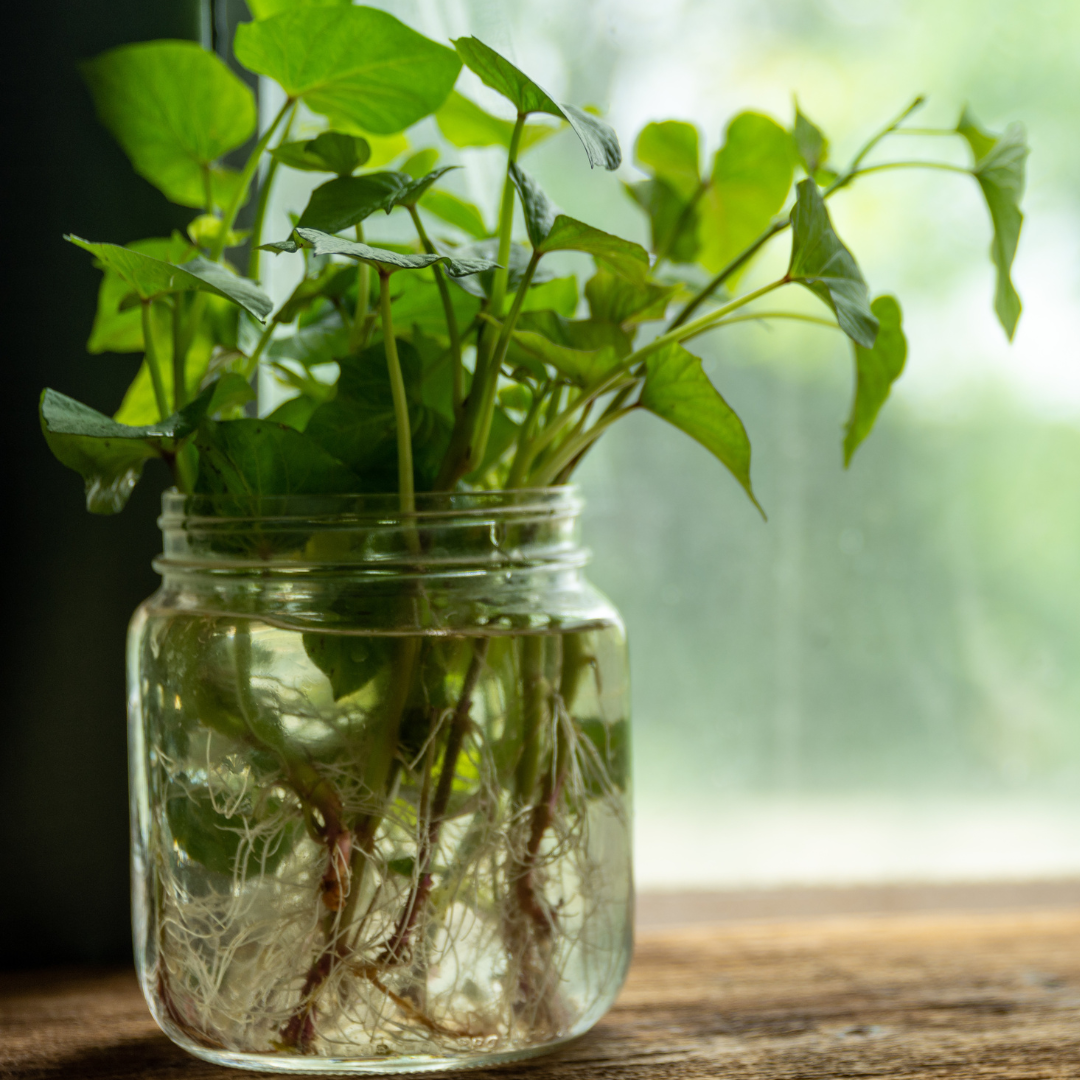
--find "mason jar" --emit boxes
[127,488,632,1073]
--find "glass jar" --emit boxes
[127,488,632,1074]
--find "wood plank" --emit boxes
[3,910,1080,1077]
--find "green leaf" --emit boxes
[635,121,700,200]
[384,166,458,212]
[508,163,558,248]
[520,275,579,318]
[274,264,354,325]
[419,189,489,239]
[295,171,409,234]
[623,178,700,264]
[39,388,195,514]
[793,104,829,176]
[578,717,629,794]
[296,228,499,278]
[266,395,321,432]
[843,295,907,465]
[235,7,461,135]
[957,108,1027,340]
[698,112,796,275]
[247,0,350,18]
[195,419,361,495]
[305,340,450,491]
[167,787,298,877]
[67,235,272,321]
[449,241,554,300]
[388,271,481,341]
[271,132,371,175]
[452,37,621,169]
[585,268,675,325]
[786,179,877,349]
[516,310,632,360]
[400,149,440,180]
[303,633,390,699]
[538,215,650,281]
[205,373,257,417]
[509,330,619,387]
[82,41,255,210]
[640,342,759,510]
[435,91,558,152]
[268,308,349,368]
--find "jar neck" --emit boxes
[155,488,588,584]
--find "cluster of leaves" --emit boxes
[42,2,1028,515]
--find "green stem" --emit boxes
[379,271,416,520]
[349,223,371,355]
[706,310,840,330]
[840,160,972,181]
[247,103,295,281]
[506,382,549,488]
[408,206,461,403]
[141,301,169,421]
[212,97,294,264]
[490,114,527,317]
[242,319,277,380]
[530,405,637,487]
[170,296,186,411]
[833,96,927,183]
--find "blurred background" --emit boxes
[4,0,1079,966]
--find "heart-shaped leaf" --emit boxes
[296,228,499,278]
[435,91,559,152]
[957,108,1027,340]
[82,41,255,210]
[624,178,700,264]
[234,7,461,135]
[449,241,554,300]
[793,104,829,177]
[67,235,272,321]
[786,179,877,348]
[538,216,650,281]
[698,112,796,275]
[509,330,619,387]
[452,37,621,169]
[419,189,489,239]
[843,295,907,465]
[295,172,409,233]
[640,342,760,511]
[585,269,676,326]
[271,132,371,175]
[635,121,701,201]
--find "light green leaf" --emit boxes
[538,215,650,281]
[452,37,621,169]
[82,41,255,210]
[270,132,370,175]
[843,295,907,465]
[510,330,618,386]
[385,166,457,212]
[957,108,1027,340]
[234,7,461,135]
[634,121,700,200]
[508,163,557,248]
[585,268,675,325]
[297,228,499,278]
[419,189,489,239]
[269,308,349,368]
[302,634,390,700]
[195,419,361,495]
[247,0,350,18]
[67,235,272,320]
[435,91,558,152]
[295,171,409,233]
[206,373,257,417]
[640,342,760,510]
[520,275,579,317]
[400,149,440,180]
[388,271,482,340]
[786,179,877,349]
[698,112,796,275]
[793,104,829,176]
[516,310,632,360]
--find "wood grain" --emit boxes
[3,910,1080,1078]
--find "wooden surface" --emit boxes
[4,905,1080,1078]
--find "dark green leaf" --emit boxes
[389,271,481,341]
[303,633,389,699]
[452,37,621,169]
[271,132,371,175]
[508,163,558,247]
[843,295,907,465]
[205,373,256,417]
[450,241,554,300]
[82,40,255,210]
[268,308,349,368]
[640,342,760,511]
[194,419,362,495]
[537,215,650,281]
[296,172,409,234]
[435,91,558,152]
[384,166,458,212]
[67,235,272,320]
[266,395,321,432]
[786,179,877,348]
[699,112,796,274]
[635,121,700,200]
[235,7,461,134]
[297,228,499,278]
[585,268,675,325]
[516,310,632,360]
[623,177,700,264]
[261,238,304,254]
[793,104,829,176]
[957,108,1027,340]
[419,189,489,239]
[167,787,298,877]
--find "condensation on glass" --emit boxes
[127,489,632,1073]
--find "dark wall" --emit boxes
[1,1,201,967]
